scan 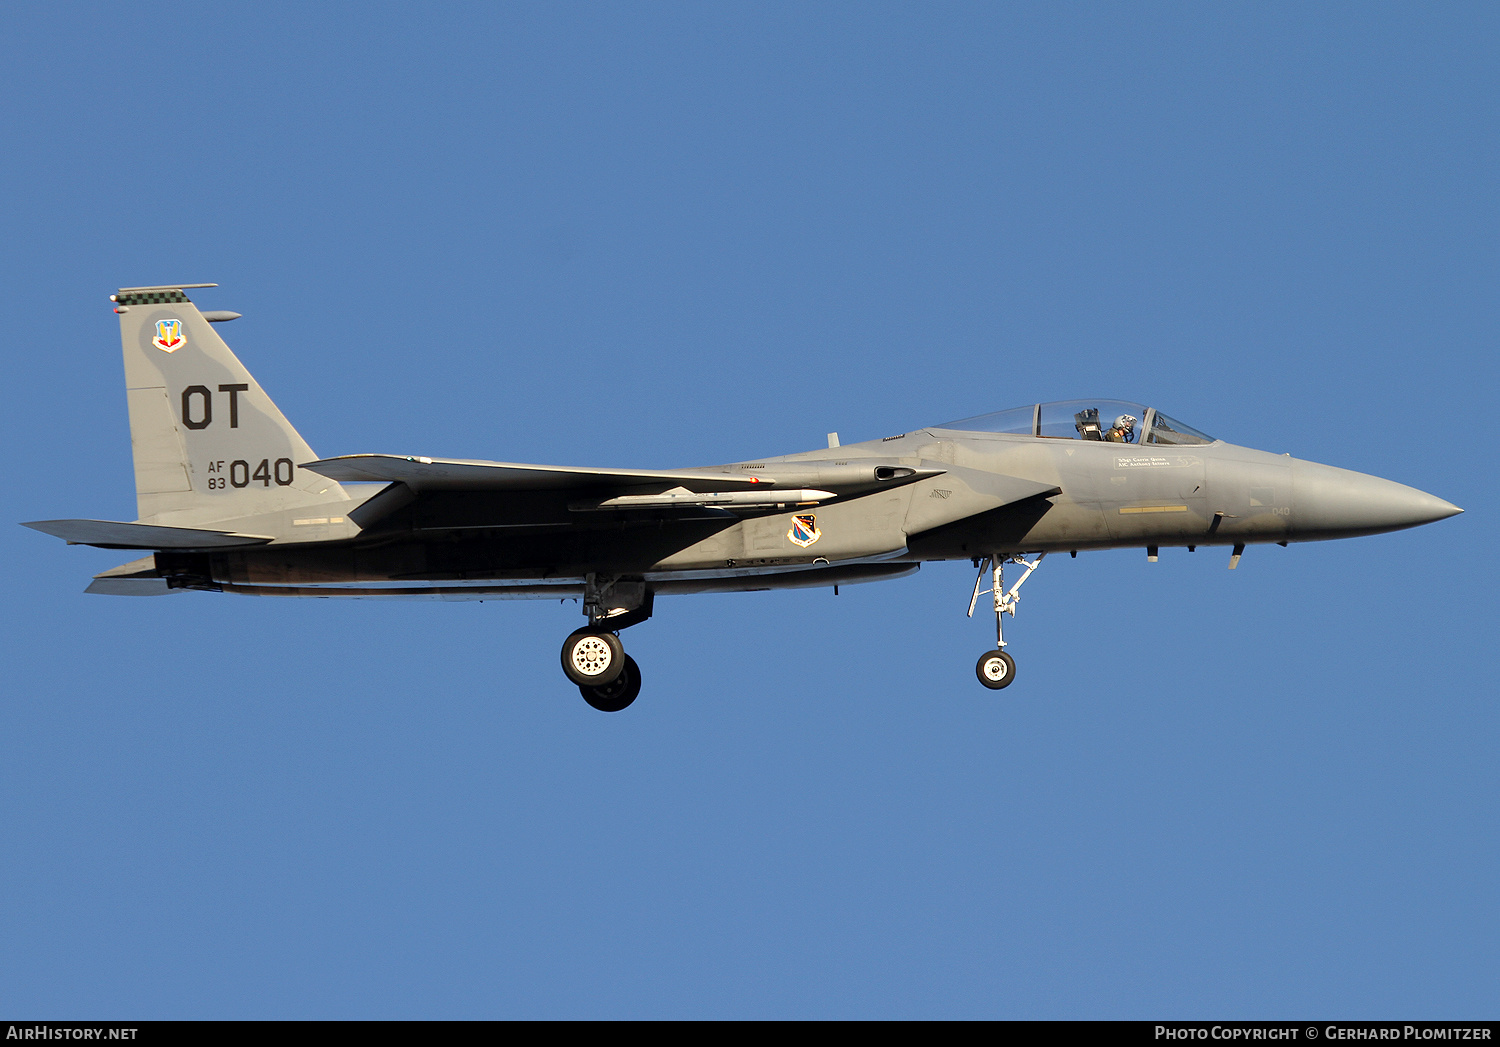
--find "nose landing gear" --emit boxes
[967,553,1045,691]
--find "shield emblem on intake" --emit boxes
[787,513,821,548]
[152,318,185,353]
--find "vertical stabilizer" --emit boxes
[114,284,348,525]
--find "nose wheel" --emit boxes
[967,553,1044,692]
[976,649,1016,689]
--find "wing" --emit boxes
[304,454,950,533]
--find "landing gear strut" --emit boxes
[560,575,653,711]
[967,553,1045,691]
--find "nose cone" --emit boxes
[1293,461,1463,540]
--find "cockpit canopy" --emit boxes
[935,400,1215,446]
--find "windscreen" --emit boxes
[1145,413,1214,445]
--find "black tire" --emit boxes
[580,655,641,712]
[976,649,1016,690]
[561,628,625,686]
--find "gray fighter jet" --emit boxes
[24,284,1463,711]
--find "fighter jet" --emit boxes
[24,284,1463,711]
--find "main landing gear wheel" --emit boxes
[976,649,1016,690]
[580,654,641,712]
[561,628,625,687]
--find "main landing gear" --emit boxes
[967,553,1045,691]
[561,631,642,712]
[560,577,652,712]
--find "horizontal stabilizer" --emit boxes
[301,454,774,493]
[86,577,178,595]
[86,556,179,596]
[22,519,274,549]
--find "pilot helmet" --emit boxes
[1113,414,1138,432]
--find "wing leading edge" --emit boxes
[300,455,776,492]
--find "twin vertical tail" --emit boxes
[115,284,349,527]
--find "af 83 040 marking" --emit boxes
[204,459,295,490]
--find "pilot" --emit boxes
[1104,414,1138,443]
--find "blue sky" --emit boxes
[0,2,1494,1018]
